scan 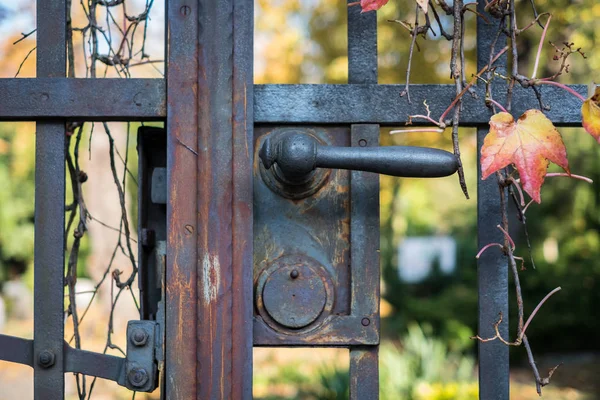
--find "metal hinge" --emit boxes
[0,243,166,393]
[0,319,161,392]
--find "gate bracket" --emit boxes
[0,320,160,393]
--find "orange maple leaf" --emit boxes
[481,110,569,203]
[360,0,390,12]
[581,86,600,144]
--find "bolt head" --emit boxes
[361,318,371,327]
[130,328,148,347]
[128,367,149,388]
[290,269,299,279]
[38,350,55,368]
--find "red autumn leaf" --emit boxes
[360,0,390,13]
[581,86,600,144]
[481,110,569,203]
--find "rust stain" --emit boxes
[166,258,195,359]
[244,82,249,158]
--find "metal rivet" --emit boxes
[358,139,367,147]
[38,350,55,368]
[133,92,143,106]
[361,317,370,326]
[130,328,148,347]
[180,5,191,16]
[290,269,299,279]
[40,93,49,101]
[128,367,149,388]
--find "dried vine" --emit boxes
[64,1,159,398]
[356,0,596,394]
[5,0,162,398]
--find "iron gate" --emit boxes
[0,1,587,399]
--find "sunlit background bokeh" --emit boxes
[0,0,599,399]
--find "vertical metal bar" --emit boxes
[350,346,379,400]
[347,0,377,84]
[350,125,380,400]
[196,1,253,398]
[165,0,199,398]
[477,128,510,400]
[232,0,254,398]
[348,3,379,398]
[34,1,67,399]
[477,3,510,398]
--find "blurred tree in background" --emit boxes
[0,125,35,283]
[255,0,600,357]
[0,0,597,357]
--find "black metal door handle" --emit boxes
[259,132,458,184]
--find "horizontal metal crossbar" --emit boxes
[0,333,124,381]
[255,84,587,126]
[0,79,587,127]
[0,78,165,121]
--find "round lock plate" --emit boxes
[262,264,327,329]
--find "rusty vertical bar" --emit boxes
[476,2,510,399]
[232,0,254,398]
[165,0,199,398]
[350,346,379,399]
[34,1,67,399]
[348,2,379,398]
[196,1,253,398]
[349,125,380,400]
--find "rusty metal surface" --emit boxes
[257,256,334,331]
[349,124,380,338]
[350,347,379,400]
[34,1,67,399]
[253,126,379,347]
[166,1,254,398]
[262,263,328,329]
[165,0,199,398]
[347,2,380,395]
[232,0,255,397]
[194,1,254,398]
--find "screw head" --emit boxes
[38,350,55,368]
[128,367,149,388]
[180,5,191,16]
[130,328,148,347]
[361,318,371,326]
[290,269,299,279]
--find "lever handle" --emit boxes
[259,132,458,184]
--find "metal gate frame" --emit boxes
[0,0,587,399]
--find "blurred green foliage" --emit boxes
[0,0,597,362]
[0,124,35,282]
[254,0,600,355]
[254,324,477,400]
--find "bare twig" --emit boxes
[13,29,36,45]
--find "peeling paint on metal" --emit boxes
[202,254,221,305]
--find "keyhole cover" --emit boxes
[262,264,327,329]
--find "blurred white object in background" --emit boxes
[397,236,457,283]
[3,280,32,320]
